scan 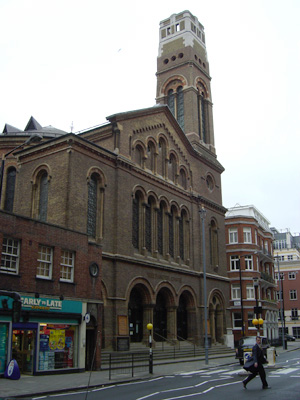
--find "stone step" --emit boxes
[101,342,235,366]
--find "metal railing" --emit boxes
[107,351,149,380]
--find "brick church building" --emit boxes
[0,11,230,373]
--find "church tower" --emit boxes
[156,11,216,154]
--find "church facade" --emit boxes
[0,10,230,361]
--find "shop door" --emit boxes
[12,329,36,375]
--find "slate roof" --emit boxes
[1,116,67,138]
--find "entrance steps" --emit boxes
[101,341,235,367]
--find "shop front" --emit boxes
[0,294,85,375]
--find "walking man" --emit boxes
[242,336,270,389]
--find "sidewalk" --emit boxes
[1,343,299,399]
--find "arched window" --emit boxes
[132,191,143,250]
[158,138,167,178]
[197,84,208,143]
[158,200,168,257]
[166,84,185,131]
[87,172,104,239]
[87,174,97,236]
[134,145,143,167]
[179,209,190,262]
[146,142,156,172]
[179,168,187,189]
[167,89,175,115]
[38,172,49,222]
[145,196,156,253]
[168,154,177,183]
[31,166,51,222]
[169,205,179,259]
[177,86,184,131]
[4,167,16,212]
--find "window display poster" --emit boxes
[0,324,8,374]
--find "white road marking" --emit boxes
[270,367,299,375]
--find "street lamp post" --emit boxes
[147,323,153,373]
[275,256,287,350]
[0,133,43,204]
[199,204,208,365]
[252,277,264,335]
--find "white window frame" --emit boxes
[288,255,293,261]
[37,245,53,279]
[243,227,252,243]
[288,271,296,280]
[231,284,240,300]
[0,237,20,274]
[290,289,297,300]
[229,228,238,244]
[275,272,284,281]
[60,250,75,282]
[246,285,255,299]
[291,308,298,320]
[233,312,242,328]
[248,311,254,328]
[230,255,239,271]
[245,255,253,270]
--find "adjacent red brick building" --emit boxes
[225,205,278,345]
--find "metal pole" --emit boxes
[255,284,259,335]
[238,258,245,336]
[147,323,153,373]
[200,205,208,365]
[277,257,286,349]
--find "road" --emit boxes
[26,350,300,400]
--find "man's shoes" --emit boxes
[242,380,247,389]
[262,386,271,389]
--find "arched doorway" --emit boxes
[209,292,225,344]
[85,315,97,370]
[177,290,196,341]
[128,288,144,342]
[177,295,188,340]
[154,291,168,341]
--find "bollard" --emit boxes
[267,347,276,366]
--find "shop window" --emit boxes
[0,237,20,274]
[37,245,53,279]
[60,250,75,282]
[38,324,78,371]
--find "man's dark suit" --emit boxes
[243,342,268,388]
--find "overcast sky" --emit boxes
[1,0,299,234]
